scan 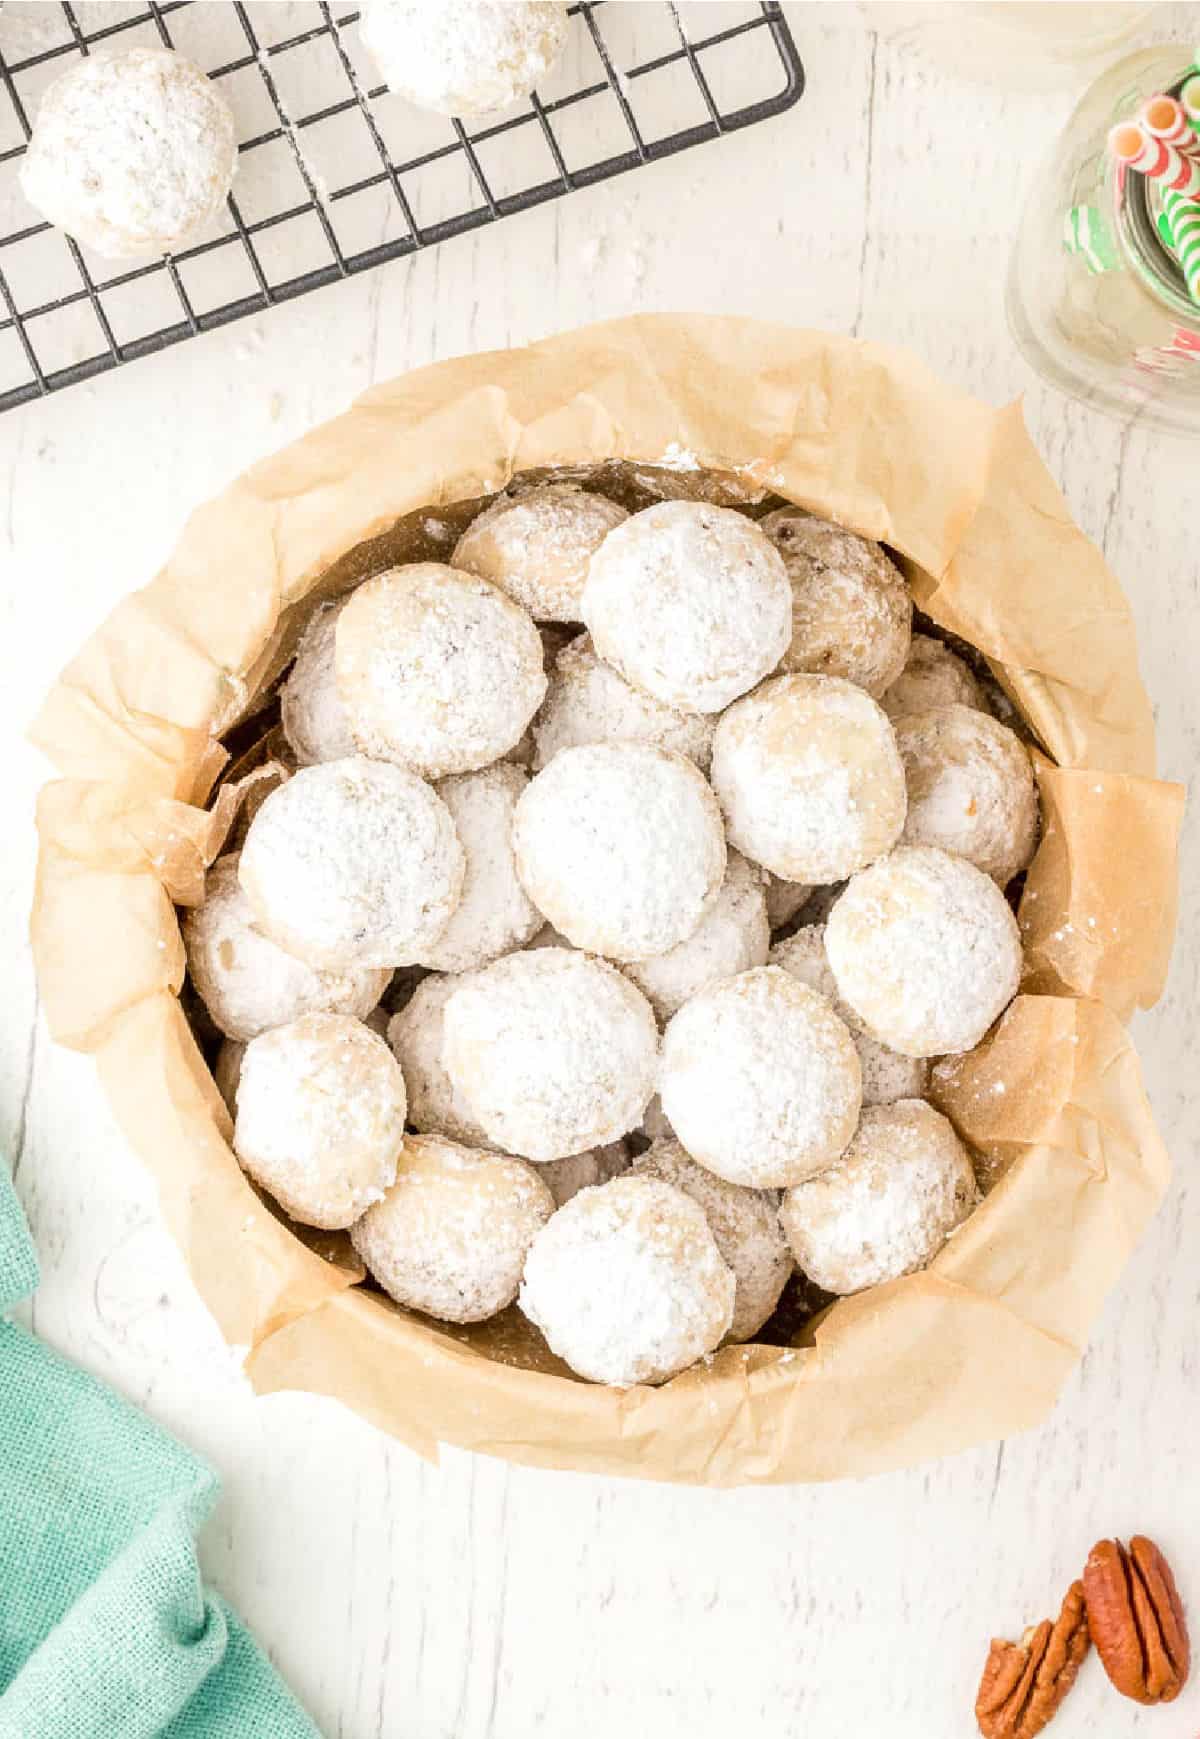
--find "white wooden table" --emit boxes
[4,6,1200,1735]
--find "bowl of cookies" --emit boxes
[31,316,1183,1484]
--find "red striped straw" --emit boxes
[1142,94,1200,158]
[1108,121,1200,199]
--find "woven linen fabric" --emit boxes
[0,1161,322,1738]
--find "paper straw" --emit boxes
[1163,187,1200,301]
[1182,75,1200,124]
[1108,122,1200,198]
[1142,94,1200,157]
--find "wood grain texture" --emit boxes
[3,5,1199,1735]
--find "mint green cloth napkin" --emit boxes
[0,1163,322,1738]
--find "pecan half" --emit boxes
[976,1580,1090,1739]
[1083,1535,1189,1704]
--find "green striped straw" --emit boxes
[1162,187,1200,302]
[1063,204,1119,273]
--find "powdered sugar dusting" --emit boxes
[453,484,628,623]
[280,598,357,766]
[234,1013,406,1229]
[896,704,1039,886]
[624,850,770,1020]
[711,673,907,883]
[359,0,568,117]
[519,1174,734,1385]
[881,633,985,722]
[351,1135,554,1322]
[418,765,542,972]
[779,1100,977,1294]
[21,46,236,259]
[442,949,658,1161]
[660,965,862,1189]
[582,501,793,715]
[336,564,546,779]
[238,756,465,970]
[533,633,715,773]
[184,855,388,1042]
[761,508,912,698]
[512,742,727,961]
[825,845,1023,1058]
[387,973,490,1147]
[633,1138,791,1343]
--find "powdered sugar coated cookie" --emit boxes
[453,484,627,621]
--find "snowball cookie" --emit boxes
[825,846,1023,1058]
[335,564,546,779]
[239,757,464,971]
[519,1175,734,1386]
[581,501,792,715]
[184,855,389,1042]
[764,874,812,932]
[632,1138,791,1343]
[711,673,907,884]
[895,704,1039,887]
[442,950,658,1161]
[512,742,726,961]
[20,48,236,260]
[779,1100,977,1295]
[352,1135,554,1323]
[280,599,356,766]
[660,966,861,1189]
[759,508,911,698]
[359,0,568,117]
[881,633,985,722]
[624,851,769,1021]
[234,1014,406,1229]
[769,926,928,1107]
[386,974,489,1147]
[532,633,715,774]
[539,1141,630,1208]
[417,765,542,973]
[453,485,628,623]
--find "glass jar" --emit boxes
[1007,45,1200,435]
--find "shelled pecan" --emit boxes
[975,1580,1090,1739]
[1082,1535,1190,1705]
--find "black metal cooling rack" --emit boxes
[0,1,803,413]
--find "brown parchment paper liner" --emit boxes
[29,316,1183,1484]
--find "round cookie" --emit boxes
[519,1174,735,1385]
[234,1013,406,1229]
[632,1138,792,1343]
[760,507,911,697]
[352,1135,554,1323]
[539,1141,630,1208]
[710,673,907,883]
[764,875,813,932]
[779,1100,977,1294]
[659,965,862,1189]
[453,485,628,622]
[881,633,985,721]
[418,765,542,973]
[184,854,389,1042]
[825,845,1023,1058]
[386,974,489,1147]
[581,501,792,714]
[512,742,726,961]
[532,633,715,773]
[280,598,357,766]
[441,949,658,1162]
[624,851,769,1021]
[359,0,568,117]
[335,564,546,778]
[20,47,235,259]
[895,704,1039,886]
[238,756,464,971]
[769,926,929,1106]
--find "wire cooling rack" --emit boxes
[0,1,803,412]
